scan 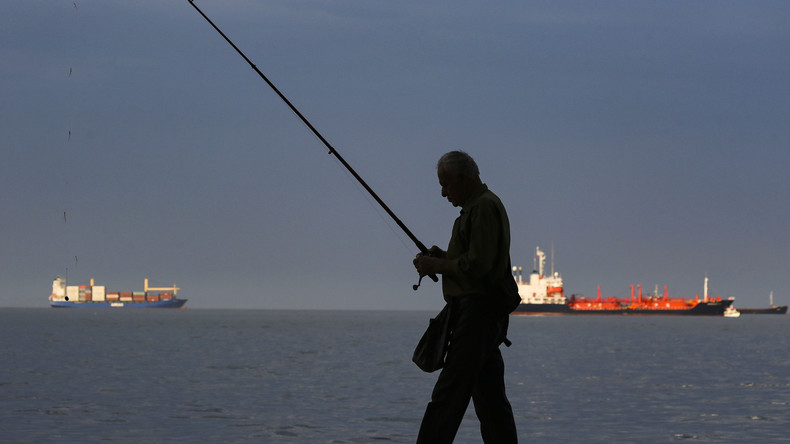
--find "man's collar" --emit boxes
[460,183,488,211]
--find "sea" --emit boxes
[2,308,788,443]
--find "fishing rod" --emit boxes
[186,0,437,290]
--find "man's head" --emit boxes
[437,151,483,207]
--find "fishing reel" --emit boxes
[412,251,439,290]
[413,273,439,291]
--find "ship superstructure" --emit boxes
[512,247,569,313]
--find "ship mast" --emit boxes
[535,247,546,278]
[703,276,709,302]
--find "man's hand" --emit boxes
[413,245,449,276]
[414,254,438,276]
[426,245,446,258]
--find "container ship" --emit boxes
[49,276,187,308]
[511,247,733,316]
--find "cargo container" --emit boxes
[92,286,106,302]
[66,286,79,301]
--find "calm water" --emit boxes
[1,308,788,443]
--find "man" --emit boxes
[413,151,518,443]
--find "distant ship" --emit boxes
[511,247,733,316]
[736,291,787,315]
[49,276,187,308]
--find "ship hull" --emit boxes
[738,306,787,315]
[50,299,187,308]
[512,303,573,315]
[513,300,732,316]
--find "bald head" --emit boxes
[436,150,480,178]
[437,151,483,207]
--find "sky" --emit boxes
[2,0,788,310]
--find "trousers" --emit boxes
[417,295,518,444]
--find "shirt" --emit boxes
[442,184,511,300]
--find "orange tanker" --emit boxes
[512,247,733,316]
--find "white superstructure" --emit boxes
[513,247,566,305]
[50,276,67,301]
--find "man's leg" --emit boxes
[472,346,518,443]
[417,298,488,444]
